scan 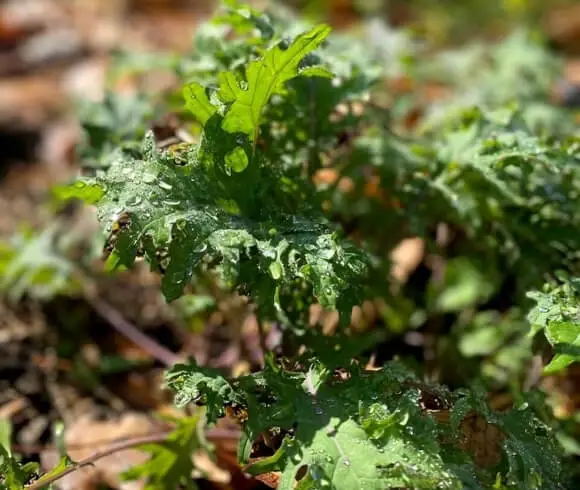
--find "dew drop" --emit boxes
[163,199,181,207]
[314,406,324,415]
[332,77,343,88]
[127,196,142,206]
[342,458,351,467]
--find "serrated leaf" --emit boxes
[219,24,331,142]
[122,415,203,490]
[183,83,217,126]
[184,23,332,148]
[169,362,461,489]
[75,131,370,317]
[450,389,563,489]
[527,277,580,373]
[165,363,242,423]
[167,360,564,489]
[0,426,39,490]
[543,321,580,374]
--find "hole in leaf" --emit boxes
[294,464,308,482]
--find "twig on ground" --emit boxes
[12,427,241,456]
[24,432,171,490]
[0,397,28,419]
[84,293,182,367]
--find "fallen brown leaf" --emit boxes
[544,4,580,54]
[390,237,425,284]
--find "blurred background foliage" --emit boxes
[293,0,577,45]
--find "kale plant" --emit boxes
[4,1,580,488]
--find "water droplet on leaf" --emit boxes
[398,412,410,426]
[158,181,173,191]
[269,261,283,280]
[163,199,181,207]
[127,196,142,206]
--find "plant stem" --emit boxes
[24,432,170,490]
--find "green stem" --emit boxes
[24,432,170,490]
